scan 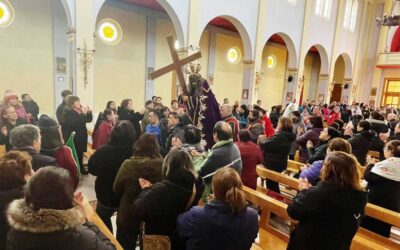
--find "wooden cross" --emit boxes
[149,35,202,96]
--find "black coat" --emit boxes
[6,199,116,250]
[132,170,195,249]
[0,185,24,250]
[307,142,328,164]
[287,182,367,250]
[117,108,142,139]
[22,100,39,121]
[88,144,133,208]
[361,163,400,237]
[348,130,375,165]
[11,147,58,172]
[56,101,68,125]
[269,111,280,128]
[61,110,93,153]
[260,130,296,172]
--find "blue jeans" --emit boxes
[95,201,117,232]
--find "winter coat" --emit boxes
[41,146,79,188]
[361,158,400,237]
[113,156,163,231]
[307,142,328,164]
[235,141,263,190]
[198,140,242,184]
[287,182,368,250]
[299,160,324,185]
[348,130,375,165]
[327,112,341,125]
[145,123,163,146]
[12,147,57,172]
[61,109,93,153]
[297,128,324,163]
[341,110,352,123]
[260,130,296,172]
[56,101,68,125]
[22,100,39,122]
[132,170,196,249]
[0,118,28,151]
[6,199,116,250]
[269,111,280,128]
[0,179,24,250]
[92,120,113,150]
[177,200,259,250]
[366,118,389,134]
[117,107,142,139]
[88,144,133,208]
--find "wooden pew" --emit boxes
[0,144,5,157]
[81,196,122,250]
[255,165,400,249]
[285,160,306,174]
[243,186,292,250]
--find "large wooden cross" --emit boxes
[149,35,202,96]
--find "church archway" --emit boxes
[258,33,297,110]
[93,0,184,112]
[0,0,69,115]
[196,16,252,104]
[330,53,352,103]
[301,44,329,104]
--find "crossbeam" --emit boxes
[149,35,202,96]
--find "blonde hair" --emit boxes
[321,151,364,191]
[212,167,247,213]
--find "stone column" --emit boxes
[242,60,255,105]
[318,74,330,103]
[341,78,352,104]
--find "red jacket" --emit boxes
[54,146,79,188]
[235,141,263,190]
[92,121,113,149]
[261,115,275,138]
[327,112,341,125]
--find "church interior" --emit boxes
[1,0,400,249]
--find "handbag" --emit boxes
[140,184,196,250]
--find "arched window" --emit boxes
[315,0,333,19]
[343,0,358,32]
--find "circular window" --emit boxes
[98,19,122,45]
[227,47,241,64]
[0,0,15,28]
[267,55,277,69]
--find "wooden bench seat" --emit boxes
[0,144,5,157]
[255,165,400,249]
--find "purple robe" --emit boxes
[186,80,221,149]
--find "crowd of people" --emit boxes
[1,88,400,250]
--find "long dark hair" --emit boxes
[109,120,136,147]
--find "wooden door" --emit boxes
[330,84,342,103]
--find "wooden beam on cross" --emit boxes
[149,35,202,96]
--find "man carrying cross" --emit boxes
[150,35,221,149]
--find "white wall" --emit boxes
[0,0,62,115]
[197,0,258,60]
[263,0,305,69]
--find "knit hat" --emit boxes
[3,90,18,103]
[38,115,60,131]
